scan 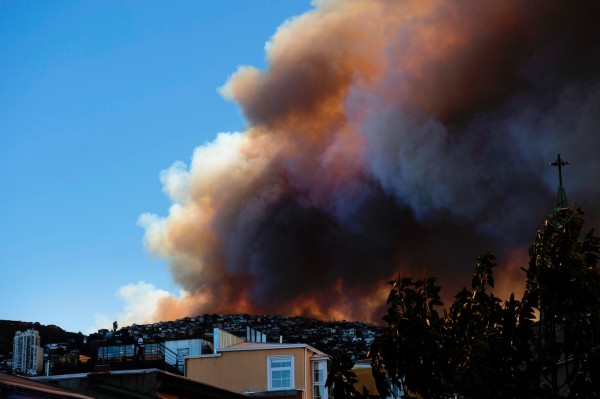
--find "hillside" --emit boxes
[1,314,382,361]
[109,314,383,360]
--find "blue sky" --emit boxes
[0,0,312,333]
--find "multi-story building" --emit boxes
[13,329,44,375]
[185,328,330,399]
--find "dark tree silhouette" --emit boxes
[326,350,368,399]
[363,206,600,398]
[523,207,600,397]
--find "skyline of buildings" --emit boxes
[2,313,381,378]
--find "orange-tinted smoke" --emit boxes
[141,0,600,324]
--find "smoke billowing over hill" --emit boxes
[139,0,600,323]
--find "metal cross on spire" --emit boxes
[549,153,570,187]
[549,154,570,209]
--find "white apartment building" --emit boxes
[13,329,44,375]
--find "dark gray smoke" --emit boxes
[139,0,600,323]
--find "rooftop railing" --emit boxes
[50,341,183,375]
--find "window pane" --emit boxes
[269,357,293,390]
[314,369,323,382]
[271,368,291,389]
[313,385,327,399]
[313,368,323,382]
[313,361,325,383]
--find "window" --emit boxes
[312,360,328,399]
[268,356,294,390]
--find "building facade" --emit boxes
[13,329,44,375]
[185,329,329,399]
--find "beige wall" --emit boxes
[353,366,379,396]
[186,347,318,398]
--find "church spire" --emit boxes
[549,154,570,209]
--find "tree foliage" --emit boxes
[326,350,368,399]
[524,207,600,396]
[366,206,600,398]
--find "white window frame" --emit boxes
[312,360,329,399]
[267,355,295,391]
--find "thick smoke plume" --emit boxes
[140,0,600,323]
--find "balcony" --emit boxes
[50,342,183,376]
